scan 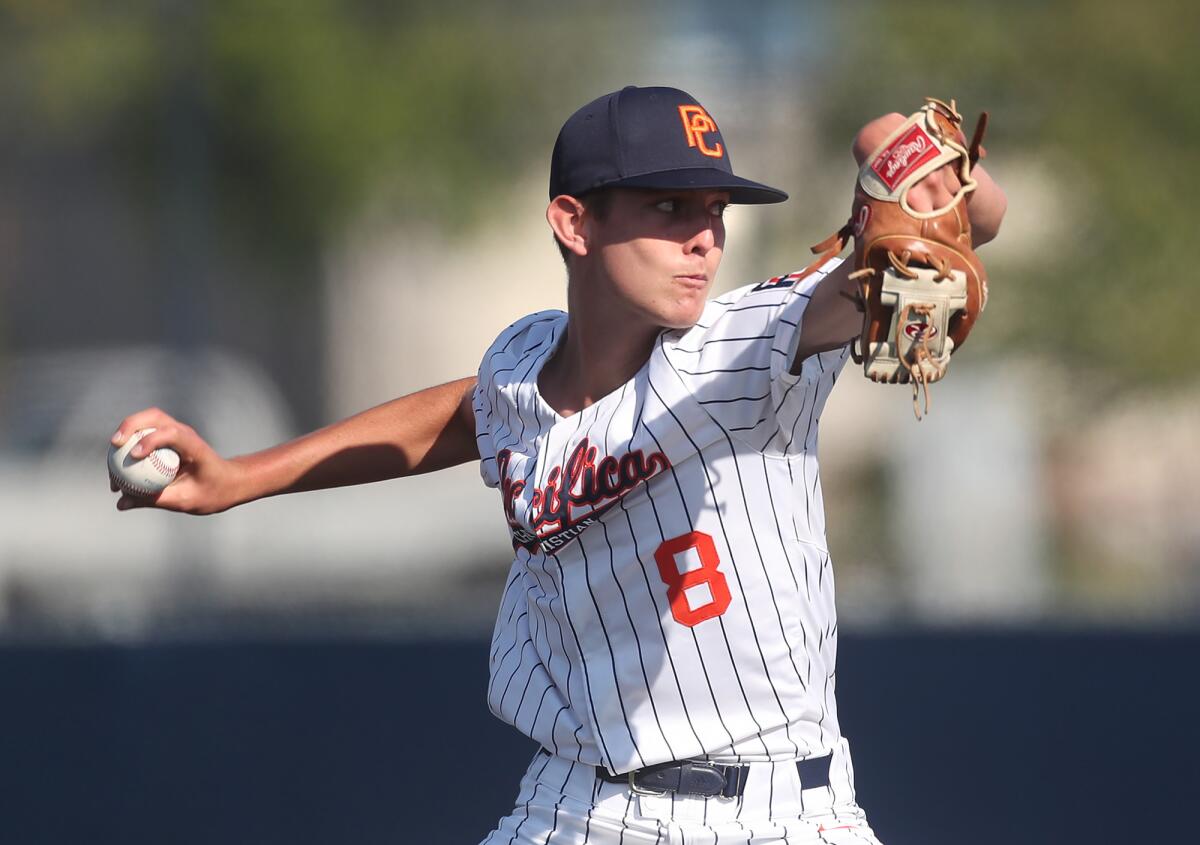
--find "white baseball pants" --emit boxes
[480,740,883,845]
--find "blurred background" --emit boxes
[1,1,1197,843]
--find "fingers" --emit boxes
[115,492,158,511]
[905,165,959,213]
[129,424,185,459]
[111,410,205,461]
[942,165,962,195]
[111,407,175,447]
[113,470,198,512]
[852,112,906,165]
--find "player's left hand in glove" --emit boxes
[810,98,990,419]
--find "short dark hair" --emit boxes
[555,189,614,264]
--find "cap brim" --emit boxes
[600,167,788,204]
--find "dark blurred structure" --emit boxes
[3,631,1197,844]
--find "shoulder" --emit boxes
[685,261,842,341]
[700,272,810,325]
[658,262,849,452]
[478,310,565,383]
[668,263,839,361]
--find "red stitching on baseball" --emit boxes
[146,449,177,478]
[111,470,160,498]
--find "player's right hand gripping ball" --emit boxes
[108,428,180,498]
[816,98,990,418]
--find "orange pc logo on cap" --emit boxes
[678,105,724,158]
[549,86,786,203]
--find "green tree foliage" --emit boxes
[0,0,626,256]
[816,0,1198,383]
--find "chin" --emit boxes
[657,303,707,331]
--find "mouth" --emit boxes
[674,273,709,287]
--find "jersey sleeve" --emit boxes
[668,258,849,456]
[471,380,502,489]
[472,310,565,488]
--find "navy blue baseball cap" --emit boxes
[549,85,788,205]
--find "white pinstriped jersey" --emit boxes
[472,259,849,776]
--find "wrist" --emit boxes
[224,454,265,509]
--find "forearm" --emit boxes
[789,260,861,371]
[229,376,479,505]
[965,162,1006,247]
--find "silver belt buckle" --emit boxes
[627,771,668,796]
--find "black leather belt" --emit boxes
[598,752,831,799]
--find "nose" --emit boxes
[683,217,718,255]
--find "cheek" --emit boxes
[598,241,650,283]
[602,241,667,290]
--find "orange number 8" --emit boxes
[654,531,732,627]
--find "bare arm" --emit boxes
[789,260,862,369]
[791,111,1008,369]
[111,376,480,514]
[960,162,1006,246]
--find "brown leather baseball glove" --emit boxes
[812,98,989,419]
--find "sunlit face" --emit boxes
[583,188,729,330]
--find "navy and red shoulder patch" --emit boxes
[750,271,806,293]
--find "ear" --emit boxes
[546,195,589,258]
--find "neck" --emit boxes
[539,269,661,417]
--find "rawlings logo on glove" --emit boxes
[872,126,938,189]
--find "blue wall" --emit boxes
[2,631,1195,844]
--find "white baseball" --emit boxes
[108,427,180,498]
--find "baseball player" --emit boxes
[112,85,1006,843]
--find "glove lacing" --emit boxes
[895,301,937,420]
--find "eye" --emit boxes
[654,198,678,213]
[709,201,729,219]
